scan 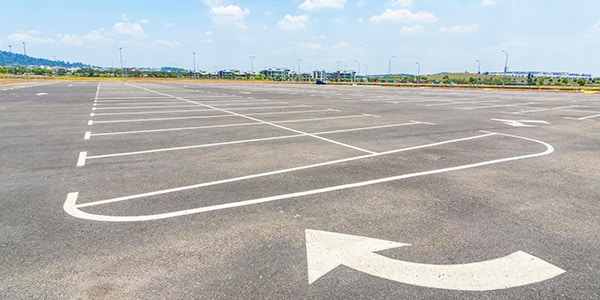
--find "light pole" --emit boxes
[249,55,255,75]
[476,60,481,88]
[22,42,28,79]
[9,45,14,79]
[297,58,302,81]
[416,62,420,85]
[336,61,341,82]
[364,64,368,79]
[502,49,509,85]
[388,55,396,77]
[192,52,196,79]
[355,60,360,82]
[119,47,124,79]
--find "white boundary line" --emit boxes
[91,105,309,116]
[80,121,432,164]
[125,83,372,154]
[86,114,379,138]
[64,131,554,222]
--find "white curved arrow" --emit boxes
[305,229,565,291]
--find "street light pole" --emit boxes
[388,55,396,77]
[502,49,509,85]
[192,52,196,79]
[249,55,255,75]
[119,47,124,79]
[297,58,302,81]
[22,42,28,80]
[355,60,360,82]
[476,60,481,88]
[336,61,341,82]
[416,62,420,85]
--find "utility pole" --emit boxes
[22,42,28,80]
[502,49,509,85]
[388,55,396,77]
[119,47,124,79]
[476,60,481,88]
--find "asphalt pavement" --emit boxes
[1,80,598,299]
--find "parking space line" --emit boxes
[91,105,310,116]
[65,131,555,222]
[578,113,600,120]
[82,121,431,163]
[511,105,581,114]
[129,84,375,154]
[89,109,338,124]
[460,103,535,110]
[93,105,199,110]
[88,114,379,138]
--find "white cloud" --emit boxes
[439,24,479,34]
[278,14,308,31]
[299,0,346,11]
[331,40,352,49]
[370,9,437,23]
[58,34,83,46]
[482,0,496,6]
[390,0,413,7]
[592,20,600,31]
[112,22,145,38]
[112,16,146,38]
[8,31,54,44]
[154,39,180,47]
[209,5,250,29]
[356,0,366,8]
[400,25,425,35]
[84,29,112,43]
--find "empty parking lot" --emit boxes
[1,81,599,298]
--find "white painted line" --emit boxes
[426,100,498,107]
[69,133,495,208]
[461,103,535,110]
[91,105,310,116]
[306,230,565,290]
[89,114,378,137]
[86,133,306,160]
[95,96,173,100]
[126,84,366,154]
[85,121,432,159]
[64,132,554,222]
[95,82,101,100]
[90,113,95,117]
[84,131,91,140]
[512,105,581,114]
[76,152,87,167]
[90,109,339,124]
[91,122,262,137]
[579,113,600,120]
[274,114,377,124]
[92,107,96,111]
[93,105,198,110]
[87,120,93,126]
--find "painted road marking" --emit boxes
[64,132,554,221]
[461,103,535,110]
[511,105,581,114]
[81,121,430,163]
[76,152,87,167]
[305,229,565,290]
[84,131,91,140]
[90,105,310,116]
[86,114,379,138]
[127,84,372,154]
[491,119,550,127]
[88,109,340,124]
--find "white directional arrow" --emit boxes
[305,229,565,291]
[491,118,550,127]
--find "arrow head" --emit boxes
[305,229,410,284]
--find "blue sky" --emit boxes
[2,0,599,75]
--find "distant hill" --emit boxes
[0,50,88,68]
